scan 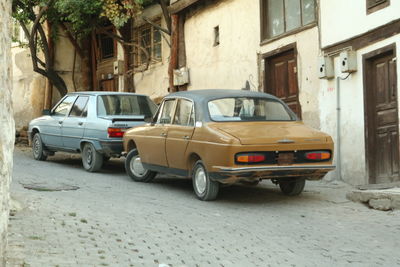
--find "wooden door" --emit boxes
[100,79,116,91]
[364,45,399,184]
[265,49,302,118]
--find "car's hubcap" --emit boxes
[86,147,93,165]
[130,155,147,177]
[33,137,40,156]
[195,167,207,194]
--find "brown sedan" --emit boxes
[123,89,335,201]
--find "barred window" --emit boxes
[132,20,162,67]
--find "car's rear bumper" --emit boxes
[99,140,124,156]
[210,165,335,184]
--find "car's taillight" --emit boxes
[305,151,331,161]
[108,128,126,138]
[236,153,266,163]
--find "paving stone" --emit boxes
[6,147,400,266]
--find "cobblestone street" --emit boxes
[6,146,400,267]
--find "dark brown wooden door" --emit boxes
[100,79,116,91]
[365,47,399,184]
[265,49,301,118]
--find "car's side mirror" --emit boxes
[42,109,51,115]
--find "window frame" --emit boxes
[260,0,317,43]
[52,96,77,117]
[98,26,117,61]
[366,0,390,14]
[131,19,163,67]
[68,96,90,118]
[172,98,196,127]
[157,98,177,125]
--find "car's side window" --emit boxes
[53,96,76,116]
[157,99,175,124]
[173,99,195,127]
[69,96,89,117]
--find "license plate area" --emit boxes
[277,152,295,165]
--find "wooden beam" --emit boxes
[168,0,201,14]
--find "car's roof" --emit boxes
[166,89,278,101]
[67,91,148,97]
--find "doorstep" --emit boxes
[346,183,400,211]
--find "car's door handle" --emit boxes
[160,133,167,137]
[183,135,190,140]
[78,122,83,126]
[58,121,63,125]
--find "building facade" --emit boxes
[1,0,15,264]
[319,0,400,185]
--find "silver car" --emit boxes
[28,91,157,172]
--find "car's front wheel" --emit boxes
[81,143,103,172]
[192,160,219,201]
[125,149,157,182]
[32,133,47,161]
[279,178,306,196]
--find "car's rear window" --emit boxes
[208,97,295,122]
[97,95,157,118]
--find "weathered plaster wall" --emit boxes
[320,0,400,47]
[12,46,46,131]
[0,0,15,265]
[12,29,85,129]
[319,36,400,185]
[184,0,321,128]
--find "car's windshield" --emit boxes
[208,97,295,122]
[97,95,157,118]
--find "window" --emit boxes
[208,97,295,122]
[132,20,162,67]
[99,33,115,60]
[214,26,220,46]
[173,99,195,126]
[157,99,176,124]
[53,96,76,116]
[261,0,316,40]
[97,95,156,119]
[69,96,89,117]
[367,0,390,14]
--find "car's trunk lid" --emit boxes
[213,121,329,145]
[99,115,147,128]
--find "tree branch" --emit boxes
[142,16,170,35]
[59,22,84,58]
[158,0,171,33]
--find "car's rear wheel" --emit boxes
[32,133,47,161]
[82,143,103,172]
[125,149,157,182]
[192,160,219,201]
[279,178,306,196]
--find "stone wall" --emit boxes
[0,0,15,265]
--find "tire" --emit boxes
[192,160,219,201]
[81,143,103,172]
[279,178,306,196]
[32,133,47,161]
[125,149,157,182]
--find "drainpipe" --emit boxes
[336,77,342,181]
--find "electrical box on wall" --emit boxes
[173,67,190,86]
[113,60,124,75]
[318,56,334,79]
[340,50,357,73]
